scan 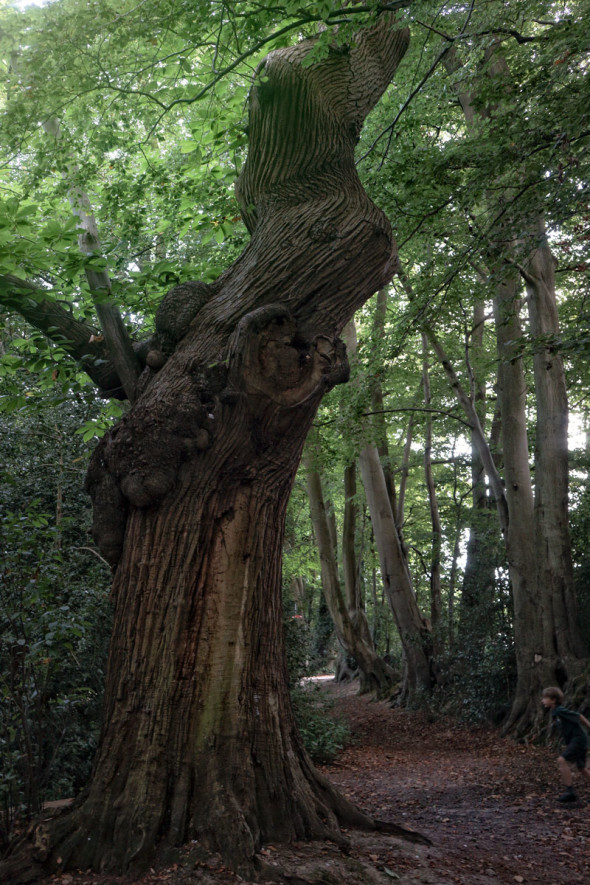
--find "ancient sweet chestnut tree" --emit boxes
[0,12,413,880]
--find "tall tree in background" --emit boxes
[304,444,398,697]
[345,314,433,698]
[351,0,590,732]
[444,31,587,733]
[0,3,413,879]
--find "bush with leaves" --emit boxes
[283,611,350,764]
[0,391,112,847]
[290,683,351,764]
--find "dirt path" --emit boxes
[319,679,590,885]
[32,680,590,885]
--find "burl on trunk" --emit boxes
[1,14,413,880]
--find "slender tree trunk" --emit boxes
[459,300,499,647]
[343,463,377,653]
[421,332,442,635]
[304,455,397,697]
[344,310,431,698]
[397,412,414,529]
[358,445,432,699]
[370,289,399,511]
[397,266,509,534]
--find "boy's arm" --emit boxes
[579,714,590,730]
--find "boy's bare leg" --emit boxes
[557,756,573,786]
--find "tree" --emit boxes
[354,0,590,730]
[304,444,398,697]
[346,307,433,699]
[442,33,588,734]
[0,6,418,880]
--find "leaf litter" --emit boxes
[39,680,589,885]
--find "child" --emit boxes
[541,686,590,802]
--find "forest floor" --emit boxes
[37,679,590,885]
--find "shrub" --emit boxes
[290,683,350,764]
[284,611,350,763]
[0,508,111,848]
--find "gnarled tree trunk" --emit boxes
[0,16,412,881]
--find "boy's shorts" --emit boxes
[562,739,588,769]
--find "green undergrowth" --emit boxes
[284,613,351,763]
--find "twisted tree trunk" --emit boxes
[0,16,413,881]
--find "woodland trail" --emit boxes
[318,679,590,885]
[34,679,590,885]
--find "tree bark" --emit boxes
[0,17,412,880]
[305,454,398,697]
[459,300,499,648]
[344,310,431,697]
[358,444,432,699]
[343,462,382,664]
[492,269,542,732]
[421,332,442,634]
[524,218,586,663]
[397,411,414,528]
[444,43,588,735]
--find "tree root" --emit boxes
[0,790,430,885]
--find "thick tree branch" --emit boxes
[0,274,144,397]
[43,117,143,402]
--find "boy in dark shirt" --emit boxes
[542,686,590,802]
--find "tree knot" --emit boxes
[227,305,349,406]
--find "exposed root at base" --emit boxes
[0,759,430,885]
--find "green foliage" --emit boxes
[0,384,111,844]
[569,449,590,648]
[291,684,351,764]
[284,612,314,687]
[0,504,111,843]
[449,635,516,725]
[284,611,350,763]
[433,572,516,724]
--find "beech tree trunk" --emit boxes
[342,463,386,673]
[421,332,442,635]
[492,269,541,732]
[0,17,412,880]
[459,300,499,648]
[358,444,432,699]
[344,310,431,698]
[504,219,587,732]
[525,219,586,664]
[444,44,588,735]
[305,455,398,697]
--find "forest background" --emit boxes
[0,0,589,864]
